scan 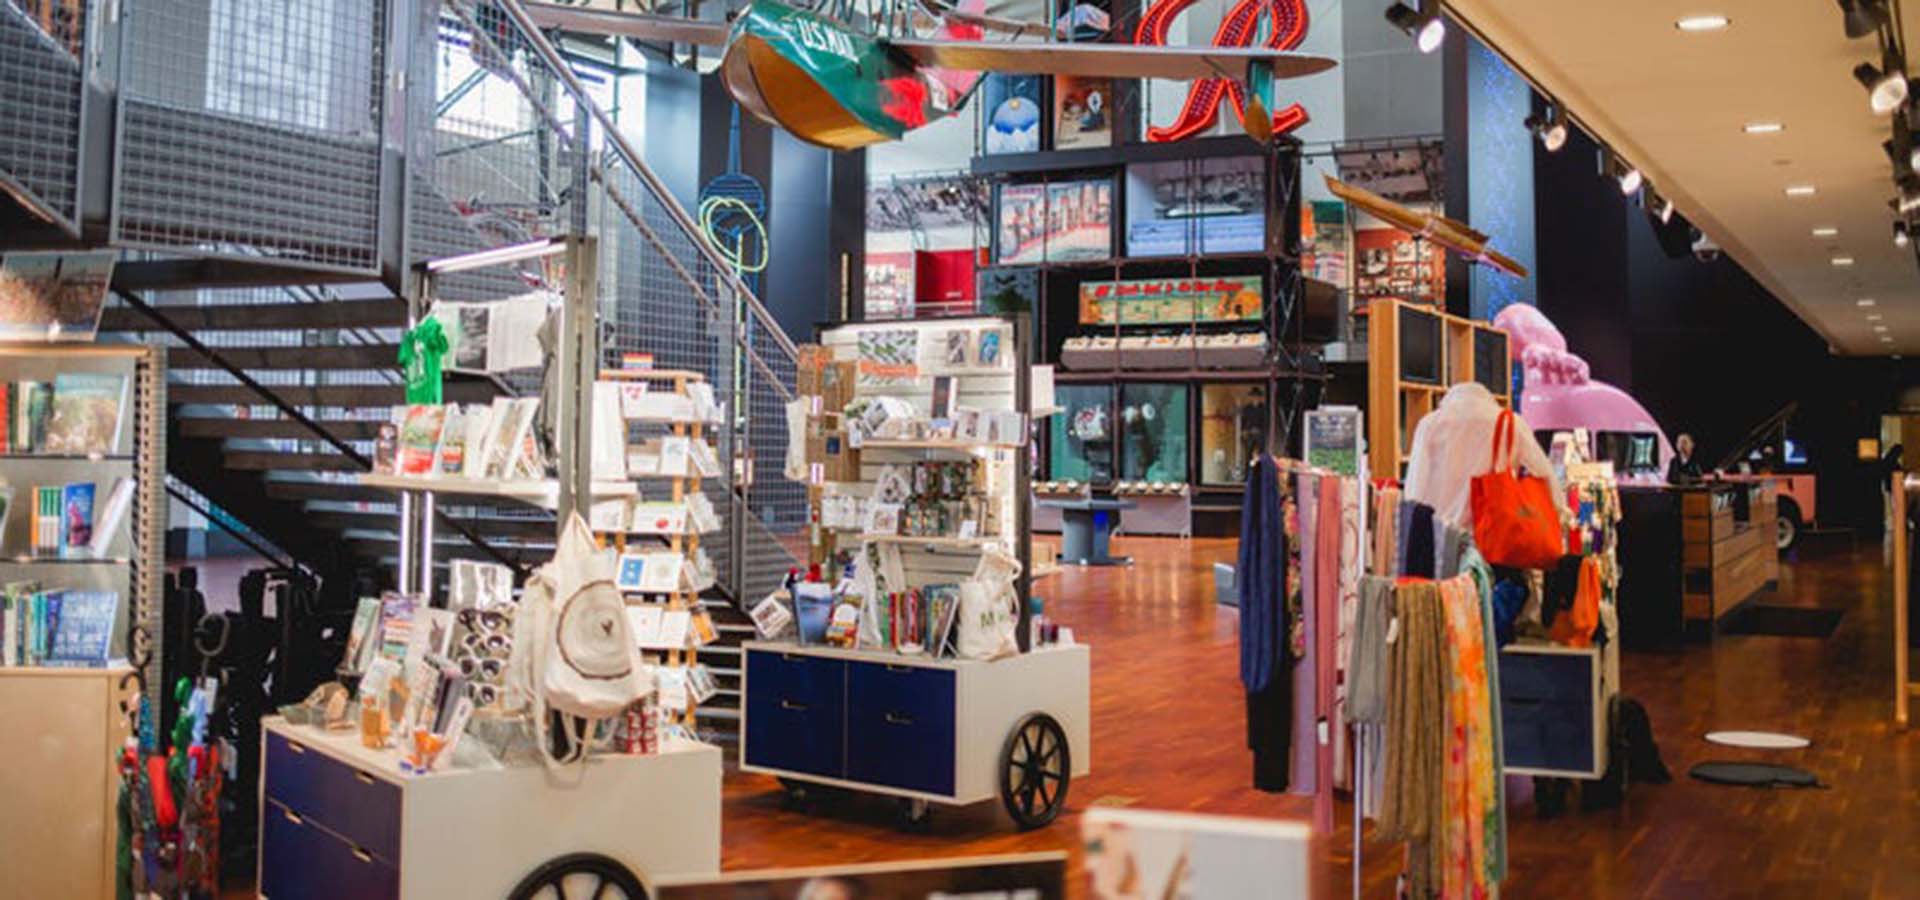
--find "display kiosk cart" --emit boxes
[741,641,1090,828]
[745,317,1091,829]
[257,719,720,899]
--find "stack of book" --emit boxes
[1,583,120,667]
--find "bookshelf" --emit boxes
[1364,298,1511,477]
[0,343,163,900]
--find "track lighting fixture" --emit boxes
[1598,148,1641,196]
[1840,0,1890,40]
[1652,191,1676,225]
[1855,56,1909,115]
[1896,219,1911,247]
[1385,2,1445,54]
[1525,104,1568,152]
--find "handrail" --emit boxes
[487,0,802,366]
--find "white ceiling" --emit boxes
[1446,0,1918,356]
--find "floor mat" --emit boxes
[1704,731,1810,749]
[1721,605,1842,638]
[1690,761,1824,789]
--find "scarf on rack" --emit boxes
[1438,574,1495,900]
[1237,455,1288,691]
[1464,550,1508,885]
[1292,474,1321,795]
[1378,581,1446,854]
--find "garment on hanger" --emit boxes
[1348,575,1396,817]
[1404,501,1437,579]
[1334,478,1363,788]
[1404,382,1569,529]
[1313,473,1342,829]
[1237,455,1292,792]
[1291,473,1320,795]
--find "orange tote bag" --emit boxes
[1470,410,1565,570]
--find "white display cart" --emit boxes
[258,719,721,899]
[739,641,1090,829]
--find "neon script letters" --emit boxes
[1135,0,1310,142]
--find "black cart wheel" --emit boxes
[508,853,649,900]
[998,713,1071,830]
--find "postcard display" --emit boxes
[745,316,1090,830]
[0,343,167,900]
[978,142,1316,536]
[263,246,722,899]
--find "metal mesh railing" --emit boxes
[112,0,386,272]
[0,0,87,231]
[420,0,807,603]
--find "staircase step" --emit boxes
[265,479,391,503]
[307,509,556,540]
[179,417,389,441]
[225,450,365,472]
[101,298,405,332]
[168,344,400,371]
[172,381,496,407]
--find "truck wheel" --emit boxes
[1777,498,1803,551]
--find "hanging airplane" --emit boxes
[519,0,1337,150]
[1321,175,1528,278]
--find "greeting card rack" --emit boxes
[602,367,723,729]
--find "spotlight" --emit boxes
[1598,148,1642,195]
[1654,193,1676,224]
[1855,58,1908,115]
[1839,0,1889,40]
[1385,2,1446,54]
[1897,220,1911,247]
[1525,105,1569,152]
[1618,165,1642,195]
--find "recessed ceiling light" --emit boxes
[1868,313,1884,320]
[1883,335,1896,343]
[1743,122,1785,134]
[1785,184,1818,197]
[1676,14,1731,32]
[1815,226,1841,237]
[1833,256,1857,266]
[1875,325,1890,332]
[1859,297,1878,306]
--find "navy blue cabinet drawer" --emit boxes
[1502,698,1596,773]
[261,800,399,900]
[744,650,848,778]
[1498,650,1594,704]
[846,662,956,796]
[265,732,402,864]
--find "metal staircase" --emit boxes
[0,0,809,742]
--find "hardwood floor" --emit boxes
[718,535,1920,898]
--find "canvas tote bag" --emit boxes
[1470,410,1565,570]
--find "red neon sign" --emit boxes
[1135,0,1310,142]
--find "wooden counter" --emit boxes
[1618,481,1777,644]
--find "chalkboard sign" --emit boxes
[47,590,117,665]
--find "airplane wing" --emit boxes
[520,1,733,45]
[888,40,1337,80]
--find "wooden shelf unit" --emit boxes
[1366,298,1512,478]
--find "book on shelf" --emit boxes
[592,381,628,480]
[33,485,61,554]
[45,589,116,666]
[45,372,127,455]
[396,404,447,475]
[89,477,131,559]
[435,404,469,475]
[59,481,93,558]
[12,381,50,453]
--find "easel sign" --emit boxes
[1303,406,1365,480]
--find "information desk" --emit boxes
[739,641,1090,829]
[1039,498,1136,566]
[1618,481,1778,644]
[257,718,721,899]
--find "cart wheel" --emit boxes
[897,796,932,828]
[999,713,1071,830]
[508,853,649,900]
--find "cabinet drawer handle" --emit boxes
[884,712,914,726]
[884,664,914,673]
[285,741,306,755]
[782,653,805,661]
[282,809,304,826]
[780,700,808,712]
[353,771,377,786]
[351,848,375,864]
